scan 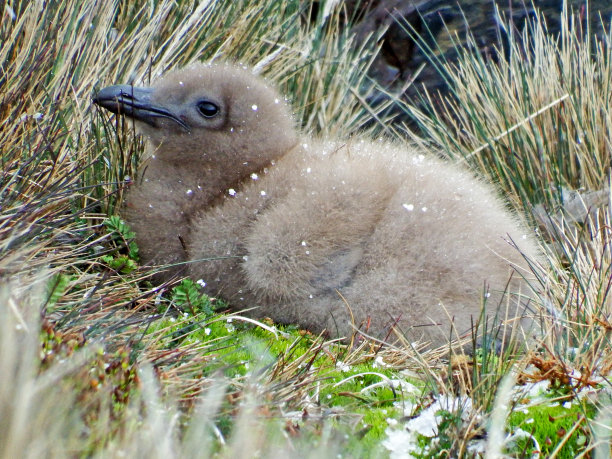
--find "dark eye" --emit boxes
[197,101,219,118]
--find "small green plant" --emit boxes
[45,273,72,308]
[99,254,136,274]
[100,216,139,274]
[171,278,215,316]
[434,409,467,454]
[104,215,139,261]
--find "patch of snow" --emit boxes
[382,427,420,458]
[408,396,472,437]
[394,400,417,417]
[373,356,388,368]
[336,361,351,372]
[383,395,474,458]
[518,379,551,400]
[467,438,486,455]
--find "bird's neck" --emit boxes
[139,144,300,212]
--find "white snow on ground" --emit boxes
[382,428,421,459]
[382,395,474,458]
[382,359,611,459]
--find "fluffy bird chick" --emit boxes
[94,63,539,345]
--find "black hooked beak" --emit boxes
[93,85,190,132]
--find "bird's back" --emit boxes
[187,138,539,344]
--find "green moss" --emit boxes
[147,303,422,457]
[316,362,422,458]
[507,400,595,457]
[146,282,424,458]
[320,366,402,407]
[352,406,397,457]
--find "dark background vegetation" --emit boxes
[342,1,612,97]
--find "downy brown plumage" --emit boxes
[94,63,539,345]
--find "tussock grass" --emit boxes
[400,4,612,214]
[1,278,353,458]
[399,0,612,376]
[1,0,396,456]
[390,3,612,456]
[1,0,383,335]
[2,0,612,457]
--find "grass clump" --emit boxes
[383,3,612,456]
[1,0,395,456]
[401,4,612,215]
[2,0,612,457]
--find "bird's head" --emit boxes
[94,63,298,168]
